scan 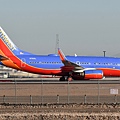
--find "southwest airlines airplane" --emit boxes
[0,27,120,81]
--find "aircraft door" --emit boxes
[21,58,26,68]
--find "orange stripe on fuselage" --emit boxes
[0,38,22,70]
[0,50,21,70]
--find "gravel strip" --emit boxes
[0,112,120,120]
[0,103,119,119]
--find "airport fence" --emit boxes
[0,95,119,104]
[0,81,119,104]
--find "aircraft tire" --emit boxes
[59,76,66,81]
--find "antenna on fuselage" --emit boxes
[103,51,106,57]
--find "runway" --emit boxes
[0,78,120,84]
[11,80,120,84]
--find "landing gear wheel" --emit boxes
[59,76,66,81]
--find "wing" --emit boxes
[58,48,84,72]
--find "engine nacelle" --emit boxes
[72,70,103,80]
[84,70,103,79]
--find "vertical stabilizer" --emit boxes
[0,27,21,55]
[0,27,31,56]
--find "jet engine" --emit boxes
[72,70,103,80]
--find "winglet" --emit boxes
[58,48,67,62]
[58,48,83,69]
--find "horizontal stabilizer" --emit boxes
[0,55,9,61]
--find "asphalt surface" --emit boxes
[0,77,120,84]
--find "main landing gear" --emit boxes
[59,76,73,81]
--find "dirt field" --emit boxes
[0,104,119,120]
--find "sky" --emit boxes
[0,0,120,57]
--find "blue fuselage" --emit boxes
[16,55,120,70]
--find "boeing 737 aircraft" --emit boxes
[0,27,120,81]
